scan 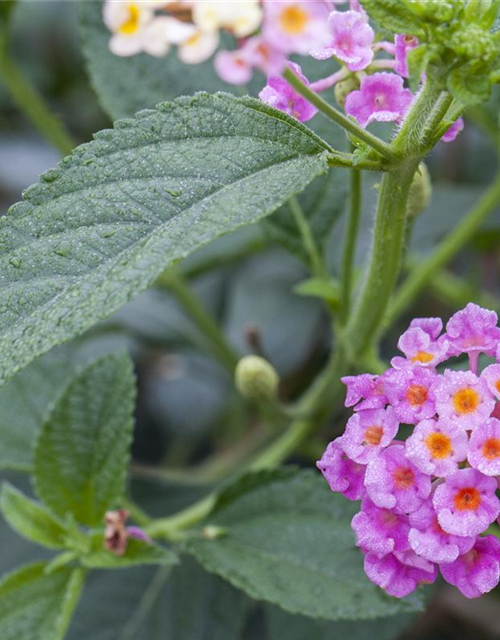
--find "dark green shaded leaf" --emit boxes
[363,0,424,36]
[34,353,135,526]
[185,468,425,621]
[0,483,68,550]
[0,562,85,640]
[266,603,415,640]
[68,557,247,640]
[0,93,330,385]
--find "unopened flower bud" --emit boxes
[334,75,360,109]
[235,355,279,401]
[407,163,432,219]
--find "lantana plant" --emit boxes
[0,0,500,637]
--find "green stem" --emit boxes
[146,347,346,540]
[282,68,398,164]
[343,160,419,357]
[0,31,75,156]
[427,269,500,313]
[122,497,152,527]
[343,81,447,357]
[385,172,500,328]
[339,167,362,323]
[289,196,325,277]
[327,152,385,172]
[159,267,239,374]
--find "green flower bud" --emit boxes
[235,355,279,401]
[407,163,432,219]
[334,75,360,109]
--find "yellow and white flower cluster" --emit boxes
[104,1,263,64]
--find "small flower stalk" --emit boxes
[318,304,500,600]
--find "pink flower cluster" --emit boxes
[318,303,500,599]
[104,1,464,142]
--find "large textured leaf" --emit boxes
[266,604,415,640]
[0,563,85,640]
[185,469,425,621]
[79,0,348,263]
[34,353,136,526]
[68,557,247,640]
[0,93,330,385]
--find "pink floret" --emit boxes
[384,367,437,425]
[364,550,437,597]
[440,535,500,598]
[481,363,500,401]
[365,444,431,514]
[262,0,330,55]
[433,468,500,537]
[316,437,366,500]
[405,418,468,478]
[259,62,318,122]
[434,370,495,430]
[391,326,449,370]
[442,118,464,143]
[341,373,387,410]
[410,317,443,340]
[344,73,413,128]
[310,10,374,71]
[445,303,500,357]
[342,407,399,464]
[468,417,500,476]
[394,34,419,78]
[352,497,410,558]
[408,500,475,564]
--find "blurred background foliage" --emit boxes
[1,2,500,639]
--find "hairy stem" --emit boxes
[385,172,500,328]
[283,67,398,163]
[340,166,362,323]
[159,267,239,374]
[0,31,75,155]
[289,196,326,278]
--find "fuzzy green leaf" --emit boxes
[0,483,68,550]
[0,562,85,640]
[81,532,178,569]
[0,93,330,386]
[363,0,425,35]
[34,353,136,526]
[185,468,425,621]
[447,62,492,105]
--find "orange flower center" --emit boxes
[495,380,500,395]
[279,5,309,34]
[363,426,383,446]
[118,3,140,35]
[452,387,479,415]
[425,432,452,459]
[482,438,500,460]
[406,384,428,406]
[453,487,481,511]
[411,351,434,363]
[393,467,415,490]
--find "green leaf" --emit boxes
[185,468,425,621]
[34,352,136,526]
[293,277,340,305]
[0,483,68,550]
[0,93,330,386]
[447,62,492,105]
[68,558,247,640]
[266,603,415,640]
[81,532,179,569]
[0,346,108,473]
[0,562,85,640]
[363,0,425,36]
